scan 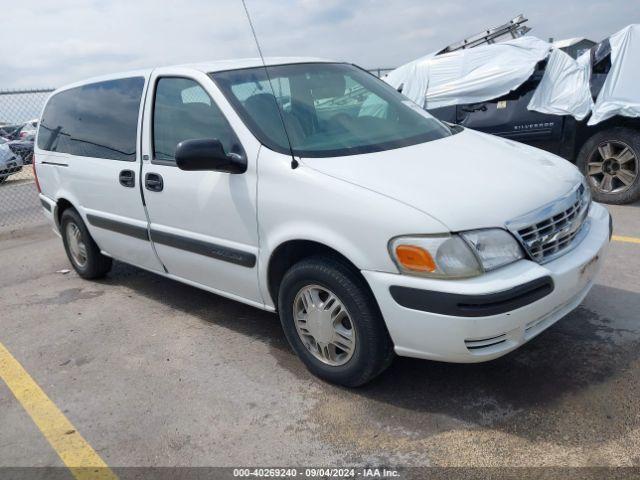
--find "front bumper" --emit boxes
[363,202,611,363]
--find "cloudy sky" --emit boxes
[1,0,638,88]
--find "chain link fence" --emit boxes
[0,89,53,231]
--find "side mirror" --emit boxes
[175,138,246,174]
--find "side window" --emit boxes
[153,77,241,164]
[37,77,144,161]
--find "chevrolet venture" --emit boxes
[34,58,612,386]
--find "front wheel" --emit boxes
[278,256,394,387]
[577,127,640,204]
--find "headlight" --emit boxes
[460,229,524,271]
[389,229,524,278]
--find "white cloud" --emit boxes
[0,0,638,88]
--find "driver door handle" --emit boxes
[145,172,163,192]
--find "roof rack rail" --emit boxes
[436,14,531,55]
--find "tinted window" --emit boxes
[38,77,145,161]
[153,77,242,164]
[212,63,451,158]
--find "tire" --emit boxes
[278,255,394,387]
[60,208,112,279]
[577,127,640,204]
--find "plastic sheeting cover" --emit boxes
[527,48,593,120]
[589,24,640,125]
[384,36,551,110]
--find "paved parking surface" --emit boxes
[0,173,41,230]
[0,203,639,470]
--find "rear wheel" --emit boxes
[577,127,640,204]
[60,208,112,279]
[278,255,394,387]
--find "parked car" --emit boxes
[429,36,640,205]
[0,143,23,183]
[7,134,35,164]
[18,119,38,139]
[34,59,611,386]
[0,123,25,140]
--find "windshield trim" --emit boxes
[211,63,452,158]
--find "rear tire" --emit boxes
[60,208,112,279]
[277,255,394,387]
[577,127,640,204]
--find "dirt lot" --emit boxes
[0,200,639,473]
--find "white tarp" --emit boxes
[589,24,640,125]
[385,24,640,125]
[384,36,551,110]
[526,48,593,120]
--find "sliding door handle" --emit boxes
[119,169,135,188]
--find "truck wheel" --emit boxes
[60,208,112,279]
[577,127,640,204]
[278,255,394,387]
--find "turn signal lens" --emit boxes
[389,235,483,278]
[395,245,436,272]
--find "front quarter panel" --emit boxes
[257,148,449,308]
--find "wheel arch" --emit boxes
[266,239,374,310]
[575,118,640,158]
[53,197,75,231]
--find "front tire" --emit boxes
[60,208,112,279]
[577,127,640,204]
[278,255,394,387]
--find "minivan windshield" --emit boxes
[211,63,452,158]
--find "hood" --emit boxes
[302,128,582,232]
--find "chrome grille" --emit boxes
[507,183,591,264]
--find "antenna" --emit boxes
[241,0,299,169]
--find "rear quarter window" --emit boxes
[38,77,145,161]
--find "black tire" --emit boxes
[577,127,640,204]
[60,208,112,279]
[278,255,394,387]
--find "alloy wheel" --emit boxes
[587,140,638,195]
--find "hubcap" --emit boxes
[293,285,356,366]
[65,222,88,268]
[587,140,638,195]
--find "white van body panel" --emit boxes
[35,72,163,272]
[303,128,583,232]
[255,147,449,308]
[139,67,264,303]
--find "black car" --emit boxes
[0,123,25,141]
[7,135,34,164]
[430,39,640,205]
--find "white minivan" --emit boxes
[35,58,612,386]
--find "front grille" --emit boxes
[507,183,591,264]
